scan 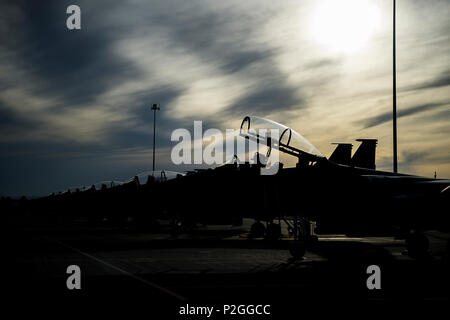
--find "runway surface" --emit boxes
[4,220,449,316]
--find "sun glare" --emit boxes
[310,0,381,53]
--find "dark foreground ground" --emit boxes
[3,221,450,318]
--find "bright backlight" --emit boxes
[311,0,381,53]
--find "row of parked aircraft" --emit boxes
[9,116,449,258]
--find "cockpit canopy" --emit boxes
[239,116,324,163]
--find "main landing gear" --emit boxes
[249,217,316,259]
[250,221,266,238]
[249,221,282,240]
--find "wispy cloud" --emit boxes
[357,101,450,129]
[0,0,449,196]
[402,70,450,92]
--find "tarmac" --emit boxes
[4,219,449,317]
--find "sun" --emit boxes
[310,0,381,53]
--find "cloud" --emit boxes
[403,70,450,92]
[357,102,450,129]
[5,1,144,106]
[304,58,341,70]
[0,0,449,196]
[220,50,275,74]
[225,78,303,117]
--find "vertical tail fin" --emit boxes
[351,139,378,170]
[329,143,353,166]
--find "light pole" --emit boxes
[393,0,398,173]
[151,103,160,174]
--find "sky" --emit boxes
[0,0,449,197]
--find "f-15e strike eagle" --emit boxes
[8,116,449,258]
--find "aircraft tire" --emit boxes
[250,221,266,238]
[406,231,429,258]
[289,240,306,259]
[265,223,282,240]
